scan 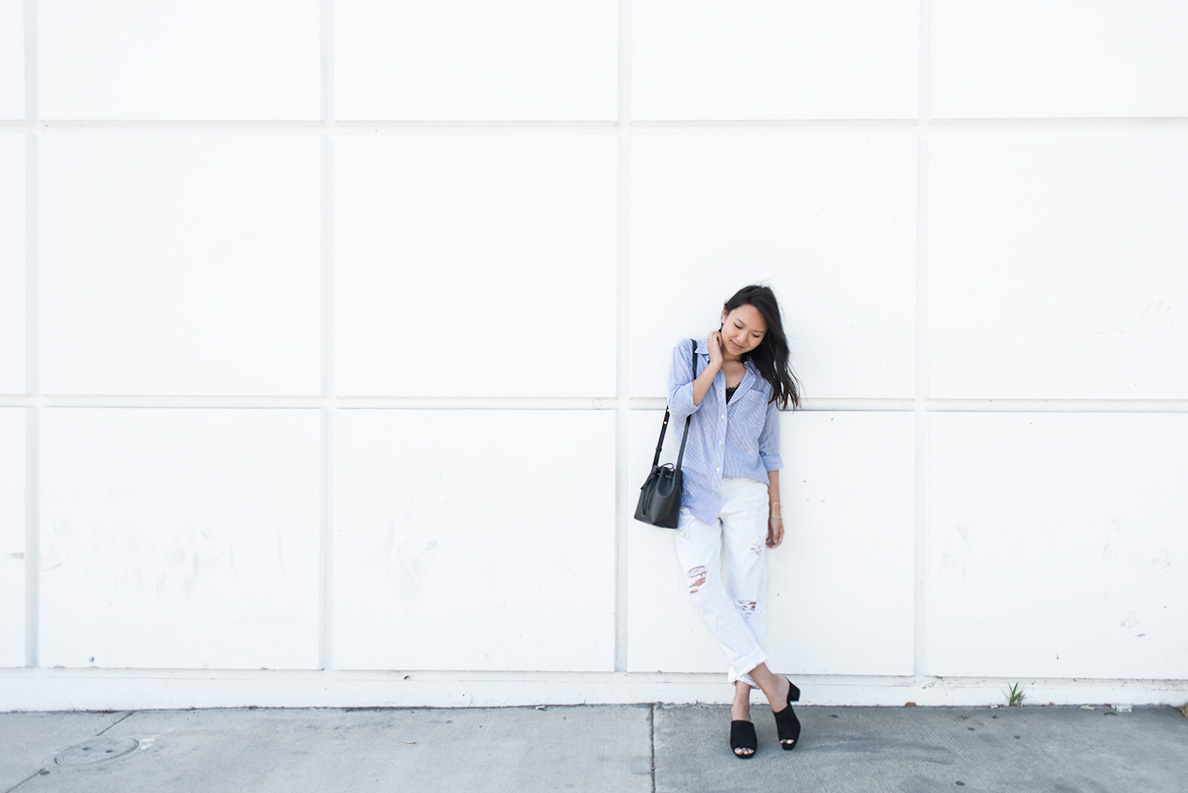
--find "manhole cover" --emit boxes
[55,737,140,767]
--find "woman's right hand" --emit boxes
[707,330,724,368]
[691,331,723,407]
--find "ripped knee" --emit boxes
[687,565,708,594]
[736,599,758,616]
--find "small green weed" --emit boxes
[1005,682,1025,707]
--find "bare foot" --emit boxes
[771,675,792,713]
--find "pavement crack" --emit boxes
[4,768,46,793]
[650,703,656,793]
[96,711,136,736]
[2,711,137,792]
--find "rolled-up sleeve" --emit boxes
[758,396,783,472]
[666,339,701,424]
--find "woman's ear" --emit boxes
[721,307,728,324]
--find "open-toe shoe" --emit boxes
[772,678,801,750]
[729,720,757,759]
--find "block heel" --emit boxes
[773,678,801,750]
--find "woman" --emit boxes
[665,284,802,758]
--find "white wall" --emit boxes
[2,0,1187,711]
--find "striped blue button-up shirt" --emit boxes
[666,337,783,526]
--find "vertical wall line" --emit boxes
[912,0,932,681]
[23,0,39,669]
[318,0,336,673]
[613,0,633,673]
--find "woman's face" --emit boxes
[720,304,768,357]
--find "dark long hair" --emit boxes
[724,285,801,410]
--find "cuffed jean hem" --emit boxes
[728,647,768,688]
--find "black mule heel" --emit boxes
[729,720,757,759]
[772,678,801,750]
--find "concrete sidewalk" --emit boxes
[2,704,1185,793]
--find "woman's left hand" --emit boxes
[766,515,784,549]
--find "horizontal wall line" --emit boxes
[929,117,1188,131]
[33,120,620,134]
[630,119,918,132]
[0,396,614,410]
[38,120,326,133]
[15,117,1187,134]
[924,399,1188,412]
[635,117,1188,131]
[334,120,619,132]
[631,398,918,411]
[629,398,1188,413]
[335,396,617,410]
[3,396,1188,412]
[4,667,1186,687]
[0,396,327,409]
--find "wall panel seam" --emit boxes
[929,118,1188,129]
[3,668,1185,683]
[6,398,1188,412]
[631,120,917,132]
[912,0,932,682]
[31,117,1188,134]
[318,0,336,673]
[23,0,39,670]
[612,0,633,674]
[22,120,1188,134]
[38,122,324,132]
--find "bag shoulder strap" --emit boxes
[651,339,698,470]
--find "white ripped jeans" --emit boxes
[674,477,770,688]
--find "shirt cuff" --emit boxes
[668,381,700,423]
